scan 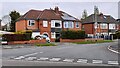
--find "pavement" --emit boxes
[2,42,119,66]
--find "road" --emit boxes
[2,42,119,66]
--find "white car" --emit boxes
[35,35,50,43]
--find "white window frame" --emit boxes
[51,20,62,28]
[64,21,68,28]
[64,21,74,28]
[109,24,115,29]
[28,20,35,26]
[100,23,107,29]
[76,22,79,28]
[51,32,56,38]
[43,21,48,27]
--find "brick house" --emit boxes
[82,13,117,38]
[16,7,81,42]
[117,19,120,31]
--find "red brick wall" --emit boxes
[8,39,46,45]
[39,20,51,37]
[118,24,120,31]
[16,20,27,32]
[83,23,94,34]
[16,20,39,32]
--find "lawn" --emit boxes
[74,40,113,44]
[35,43,56,46]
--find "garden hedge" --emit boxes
[61,30,85,39]
[2,30,32,41]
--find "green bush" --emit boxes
[2,30,32,41]
[116,31,120,39]
[61,30,85,39]
[36,43,56,46]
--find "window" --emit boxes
[64,21,74,28]
[100,23,107,29]
[51,20,62,28]
[43,21,48,27]
[28,20,35,26]
[55,22,60,27]
[76,22,79,28]
[64,22,68,28]
[109,24,115,29]
[51,32,56,38]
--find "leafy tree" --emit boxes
[9,10,20,32]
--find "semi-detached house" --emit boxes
[16,7,81,42]
[82,13,118,38]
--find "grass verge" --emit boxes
[74,40,113,44]
[35,43,56,46]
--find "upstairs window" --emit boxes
[64,21,74,28]
[76,22,79,28]
[28,20,35,26]
[51,20,62,28]
[43,21,48,27]
[100,23,107,29]
[55,22,60,27]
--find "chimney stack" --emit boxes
[54,6,59,14]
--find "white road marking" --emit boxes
[63,59,74,62]
[25,57,37,61]
[108,61,119,65]
[37,57,49,61]
[92,60,102,64]
[77,59,87,63]
[108,46,119,54]
[14,56,25,60]
[23,52,39,57]
[14,52,43,60]
[49,58,61,61]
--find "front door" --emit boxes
[55,32,60,42]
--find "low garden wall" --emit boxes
[60,38,85,43]
[7,39,46,45]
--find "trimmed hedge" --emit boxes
[116,31,120,39]
[61,30,85,39]
[2,30,32,41]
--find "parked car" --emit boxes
[35,35,50,43]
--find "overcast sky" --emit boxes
[0,0,119,25]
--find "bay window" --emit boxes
[64,21,74,28]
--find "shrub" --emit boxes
[2,30,32,41]
[116,31,120,39]
[61,30,85,39]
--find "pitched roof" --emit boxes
[82,14,117,24]
[17,7,79,21]
[17,10,42,20]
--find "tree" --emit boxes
[9,10,20,32]
[2,15,11,31]
[82,9,88,19]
